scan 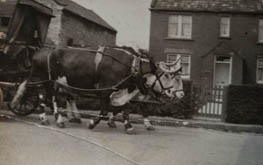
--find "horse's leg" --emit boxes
[38,96,49,125]
[107,111,118,128]
[67,99,82,124]
[88,95,109,129]
[52,96,65,128]
[122,108,134,134]
[142,104,155,131]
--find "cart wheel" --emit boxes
[10,90,39,116]
[0,88,3,108]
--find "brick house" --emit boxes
[149,0,263,88]
[0,0,117,48]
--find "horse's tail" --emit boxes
[10,80,28,109]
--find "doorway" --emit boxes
[213,56,232,87]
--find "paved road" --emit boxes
[1,112,263,165]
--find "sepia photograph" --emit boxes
[0,0,263,164]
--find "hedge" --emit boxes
[77,80,196,119]
[225,84,263,125]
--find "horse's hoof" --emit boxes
[88,124,95,129]
[125,127,134,135]
[41,120,50,126]
[56,122,65,128]
[54,113,59,120]
[69,118,82,124]
[107,121,117,128]
[145,125,155,131]
[88,120,95,129]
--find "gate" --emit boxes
[195,85,225,118]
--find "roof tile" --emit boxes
[151,0,263,13]
[56,0,117,32]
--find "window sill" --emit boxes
[165,37,194,41]
[256,42,263,45]
[219,36,231,40]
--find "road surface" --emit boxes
[1,111,263,165]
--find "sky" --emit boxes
[72,0,152,49]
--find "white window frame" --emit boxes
[257,58,263,84]
[168,15,192,39]
[258,19,263,43]
[167,54,191,80]
[220,17,231,38]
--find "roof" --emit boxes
[0,0,17,17]
[56,0,117,32]
[20,0,54,16]
[151,0,263,13]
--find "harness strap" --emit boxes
[95,46,105,73]
[94,46,105,88]
[131,56,140,74]
[47,52,52,80]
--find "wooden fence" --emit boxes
[194,85,225,118]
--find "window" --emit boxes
[257,58,263,84]
[167,54,191,79]
[168,15,192,39]
[258,19,263,43]
[0,17,10,27]
[220,17,230,37]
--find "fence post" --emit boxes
[221,86,228,122]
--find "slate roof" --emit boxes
[56,0,117,32]
[151,0,263,13]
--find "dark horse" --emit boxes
[11,46,184,134]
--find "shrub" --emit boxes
[225,84,263,125]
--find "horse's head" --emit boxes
[143,55,184,99]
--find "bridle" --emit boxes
[149,72,174,94]
[137,57,183,96]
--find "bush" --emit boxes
[225,84,263,125]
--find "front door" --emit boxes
[214,56,232,87]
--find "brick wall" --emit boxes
[149,11,263,86]
[60,11,116,47]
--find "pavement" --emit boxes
[1,107,263,135]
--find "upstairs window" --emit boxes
[168,15,192,39]
[257,58,263,84]
[0,17,10,27]
[220,17,230,37]
[167,54,191,79]
[258,19,263,43]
